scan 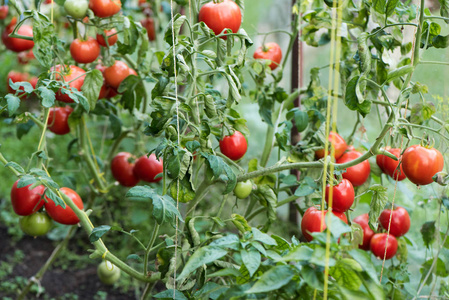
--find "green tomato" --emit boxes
[64,0,88,19]
[97,261,121,285]
[19,212,52,237]
[234,180,253,199]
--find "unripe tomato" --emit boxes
[19,212,53,237]
[234,180,252,199]
[325,179,354,212]
[402,145,444,185]
[44,187,84,225]
[70,37,101,64]
[198,0,242,37]
[103,61,136,89]
[141,17,156,41]
[253,43,282,70]
[2,18,34,53]
[219,130,247,161]
[47,106,73,135]
[336,150,371,187]
[378,206,410,237]
[111,152,140,187]
[53,65,86,103]
[300,206,348,242]
[89,0,122,18]
[64,0,88,19]
[96,29,118,47]
[376,148,406,181]
[133,154,163,183]
[352,213,374,250]
[0,5,9,20]
[11,180,45,216]
[315,131,347,160]
[370,233,398,260]
[97,260,121,285]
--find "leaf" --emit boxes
[5,161,25,174]
[276,245,313,262]
[245,265,294,294]
[38,86,56,107]
[386,65,414,82]
[153,289,188,300]
[109,113,122,139]
[372,0,387,14]
[357,33,371,74]
[176,246,228,281]
[330,259,363,291]
[164,14,186,45]
[325,213,352,238]
[5,94,20,116]
[251,227,277,246]
[368,185,388,228]
[17,175,37,188]
[44,188,65,208]
[294,176,318,197]
[421,221,436,249]
[439,0,449,24]
[82,69,103,111]
[89,225,111,242]
[386,0,399,16]
[256,184,277,223]
[241,248,260,277]
[344,76,371,117]
[209,234,240,250]
[231,214,251,233]
[349,249,378,281]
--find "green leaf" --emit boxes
[386,65,414,82]
[231,214,251,233]
[44,189,65,208]
[89,225,111,242]
[252,227,277,246]
[164,14,187,45]
[5,94,20,116]
[330,259,363,291]
[349,249,378,281]
[386,0,399,16]
[372,0,387,14]
[357,33,371,74]
[325,213,351,238]
[439,0,449,24]
[276,245,313,262]
[245,265,294,294]
[368,185,388,228]
[5,161,25,174]
[37,86,56,107]
[117,16,139,55]
[109,113,123,140]
[344,76,371,117]
[421,221,436,249]
[82,69,103,111]
[256,184,277,223]
[177,246,228,281]
[153,289,188,300]
[241,248,260,277]
[209,234,240,250]
[17,175,37,188]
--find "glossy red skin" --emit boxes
[103,61,136,89]
[7,71,28,94]
[70,37,101,64]
[97,29,118,47]
[0,6,9,20]
[2,18,34,52]
[315,131,348,160]
[198,0,242,37]
[106,87,118,98]
[53,65,86,103]
[402,145,444,185]
[133,154,163,183]
[141,18,156,41]
[47,106,73,135]
[253,43,282,70]
[111,152,140,187]
[18,49,35,64]
[379,206,410,237]
[219,131,247,161]
[325,179,354,212]
[352,213,374,250]
[44,187,84,225]
[301,206,348,242]
[370,233,398,260]
[337,150,371,187]
[377,148,406,181]
[11,180,45,216]
[29,77,38,89]
[89,0,121,18]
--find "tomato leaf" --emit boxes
[176,246,228,281]
[367,184,388,228]
[439,0,449,23]
[164,14,186,45]
[330,259,363,291]
[251,227,277,246]
[5,161,25,175]
[421,221,436,249]
[241,248,260,277]
[117,16,139,55]
[325,213,351,238]
[37,86,56,108]
[89,225,111,242]
[82,69,103,111]
[245,265,294,294]
[44,189,65,208]
[108,113,122,140]
[5,94,20,116]
[153,289,188,300]
[256,184,277,224]
[203,154,236,194]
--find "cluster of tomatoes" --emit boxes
[111,152,163,187]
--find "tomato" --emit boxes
[301,206,348,242]
[64,0,88,19]
[97,260,121,285]
[0,5,9,20]
[47,106,73,135]
[141,18,156,41]
[7,71,29,94]
[402,145,444,185]
[96,29,118,47]
[70,37,101,64]
[378,206,410,237]
[53,65,86,103]
[198,0,242,37]
[352,213,374,250]
[219,130,247,161]
[19,212,53,237]
[253,43,282,70]
[89,0,122,18]
[17,49,35,64]
[234,180,252,199]
[44,187,84,225]
[29,77,38,89]
[111,152,139,187]
[325,179,354,212]
[10,180,45,216]
[103,60,136,89]
[376,148,406,181]
[315,131,347,160]
[2,18,34,53]
[336,150,371,187]
[370,233,398,260]
[133,154,163,183]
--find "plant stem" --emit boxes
[144,223,160,276]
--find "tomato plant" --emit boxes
[378,206,410,237]
[53,65,86,103]
[10,180,45,216]
[300,206,347,242]
[234,180,252,199]
[19,212,53,237]
[402,145,444,185]
[97,260,121,285]
[253,42,282,70]
[2,18,34,53]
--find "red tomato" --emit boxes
[375,147,389,172]
[7,71,29,94]
[47,106,73,135]
[17,49,35,64]
[96,29,118,47]
[198,0,242,37]
[133,154,163,183]
[300,206,348,242]
[89,0,121,18]
[253,43,282,70]
[103,61,136,89]
[106,87,118,98]
[141,17,156,41]
[315,131,347,160]
[70,37,101,64]
[10,180,45,216]
[95,64,110,99]
[325,179,354,212]
[44,187,84,225]
[352,213,374,250]
[378,206,410,237]
[219,130,247,161]
[111,152,139,187]
[2,18,34,52]
[0,5,9,20]
[29,76,38,89]
[402,145,444,185]
[336,150,371,187]
[53,65,86,103]
[370,233,398,260]
[376,148,406,181]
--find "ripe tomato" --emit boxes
[19,212,53,237]
[234,180,252,199]
[0,5,9,20]
[402,145,444,185]
[198,0,242,37]
[2,18,34,52]
[253,43,282,70]
[370,233,398,260]
[378,206,410,237]
[11,180,45,216]
[70,37,101,64]
[97,261,121,285]
[336,150,371,187]
[376,148,406,181]
[103,61,136,89]
[89,0,122,18]
[17,49,35,64]
[47,106,73,135]
[133,154,163,183]
[301,206,348,242]
[325,179,354,212]
[352,213,374,250]
[44,187,84,225]
[64,0,88,19]
[219,130,247,161]
[111,152,139,187]
[96,29,118,47]
[141,17,156,41]
[315,131,347,160]
[53,65,86,103]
